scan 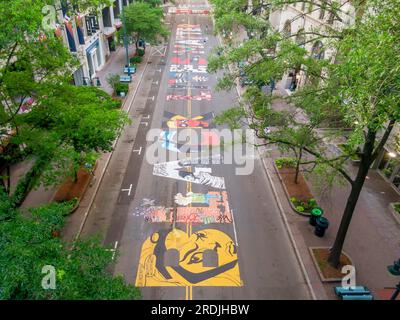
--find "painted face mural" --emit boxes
[135,228,242,287]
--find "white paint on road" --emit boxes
[132,147,143,155]
[121,184,133,196]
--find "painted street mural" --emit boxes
[153,159,226,189]
[170,64,208,73]
[166,91,211,101]
[133,192,231,224]
[163,111,214,129]
[135,228,241,287]
[135,21,242,290]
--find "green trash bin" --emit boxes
[310,207,323,226]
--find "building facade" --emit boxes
[267,1,400,193]
[265,1,354,94]
[56,0,134,86]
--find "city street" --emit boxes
[78,0,311,300]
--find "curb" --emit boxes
[388,203,400,225]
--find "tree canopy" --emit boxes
[123,1,169,49]
[0,199,140,299]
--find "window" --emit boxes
[85,14,99,36]
[319,1,327,20]
[282,20,292,37]
[311,41,325,59]
[327,12,335,24]
[308,2,314,13]
[296,29,306,47]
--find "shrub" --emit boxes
[137,48,145,57]
[394,203,400,214]
[275,157,297,169]
[106,73,120,93]
[308,198,317,208]
[130,56,142,64]
[290,197,319,213]
[115,83,129,95]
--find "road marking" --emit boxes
[156,68,162,72]
[148,96,155,101]
[142,115,151,119]
[152,80,159,85]
[151,45,167,56]
[132,146,142,155]
[230,209,239,247]
[141,121,149,126]
[121,184,133,196]
[106,241,119,260]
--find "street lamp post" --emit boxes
[387,258,400,300]
[121,2,131,78]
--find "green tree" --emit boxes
[209,0,400,267]
[0,0,129,208]
[123,1,169,50]
[0,199,141,299]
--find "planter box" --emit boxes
[273,162,311,217]
[52,162,97,214]
[309,247,354,282]
[388,203,400,225]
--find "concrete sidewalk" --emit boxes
[96,44,137,96]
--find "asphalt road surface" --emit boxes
[80,0,311,300]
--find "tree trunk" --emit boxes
[294,148,303,184]
[135,35,140,51]
[328,119,396,268]
[328,129,376,268]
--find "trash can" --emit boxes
[310,207,323,226]
[314,217,329,237]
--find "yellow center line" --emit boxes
[185,1,193,301]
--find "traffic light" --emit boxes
[387,259,400,276]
